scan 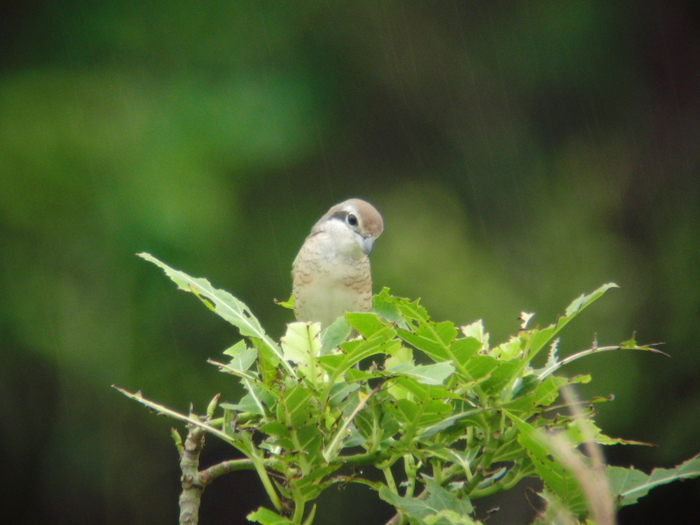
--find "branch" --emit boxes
[178,421,206,525]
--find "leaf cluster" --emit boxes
[119,254,697,525]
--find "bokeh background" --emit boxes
[2,1,699,524]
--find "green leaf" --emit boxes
[528,283,618,360]
[296,423,323,458]
[292,465,342,501]
[345,311,387,337]
[373,287,408,328]
[480,361,522,394]
[397,327,451,362]
[138,253,294,375]
[505,411,587,516]
[223,340,258,375]
[247,507,294,525]
[355,404,399,444]
[222,381,275,415]
[388,377,460,401]
[327,381,361,407]
[460,320,489,350]
[281,322,323,383]
[564,416,654,447]
[277,381,315,430]
[379,477,476,524]
[322,326,399,381]
[608,454,700,506]
[387,362,455,386]
[506,375,567,413]
[385,345,414,370]
[535,339,668,380]
[462,355,499,382]
[392,399,453,429]
[387,295,431,323]
[276,295,294,310]
[490,335,524,360]
[449,337,482,368]
[320,316,352,354]
[260,421,291,439]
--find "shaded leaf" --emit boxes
[506,411,587,516]
[608,454,700,506]
[247,507,294,525]
[379,477,476,524]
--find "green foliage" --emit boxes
[120,255,699,525]
[607,455,700,507]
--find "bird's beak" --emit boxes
[361,236,374,255]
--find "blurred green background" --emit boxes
[1,1,699,524]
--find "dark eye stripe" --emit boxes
[329,209,361,229]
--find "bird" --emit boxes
[292,199,384,330]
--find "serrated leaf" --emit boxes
[373,287,409,328]
[138,253,293,375]
[222,382,274,415]
[490,335,523,360]
[460,320,489,349]
[388,295,431,323]
[564,417,654,448]
[608,454,700,506]
[322,327,399,381]
[355,404,399,443]
[505,411,587,515]
[528,283,618,360]
[278,381,314,430]
[506,375,567,413]
[397,327,451,362]
[535,339,667,380]
[281,322,324,384]
[388,377,460,402]
[223,341,258,375]
[345,312,387,337]
[322,390,373,461]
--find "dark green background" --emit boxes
[2,2,698,524]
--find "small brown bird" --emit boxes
[292,199,384,329]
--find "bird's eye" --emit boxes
[347,213,358,227]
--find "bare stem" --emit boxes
[178,421,206,525]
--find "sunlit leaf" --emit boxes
[281,322,324,384]
[345,311,387,337]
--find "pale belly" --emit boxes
[295,275,367,329]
